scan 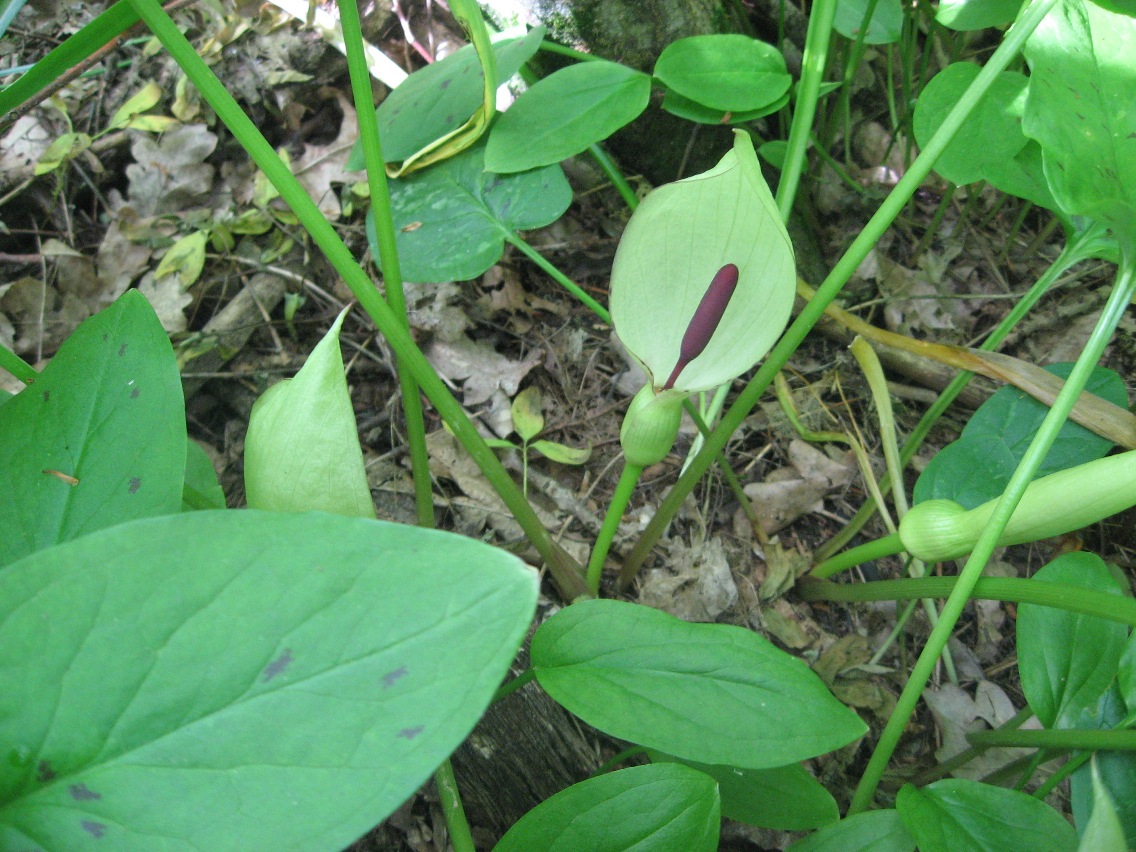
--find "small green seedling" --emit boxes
[485,386,591,495]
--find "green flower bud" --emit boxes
[620,385,686,468]
[899,449,1136,561]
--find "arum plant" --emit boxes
[585,131,796,593]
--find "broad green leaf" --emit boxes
[834,0,904,44]
[153,229,208,288]
[107,80,162,131]
[661,87,789,125]
[914,364,1126,508]
[912,63,1030,187]
[0,291,185,567]
[494,763,720,852]
[647,751,838,831]
[1120,629,1136,710]
[1017,552,1128,729]
[653,35,791,112]
[376,141,571,282]
[531,599,866,769]
[244,308,375,519]
[485,60,651,173]
[511,386,544,443]
[1071,685,1136,848]
[346,26,545,170]
[983,139,1063,214]
[1078,759,1127,852]
[896,779,1079,852]
[182,439,225,511]
[788,809,915,852]
[1086,0,1136,13]
[610,131,795,394]
[1024,0,1136,247]
[529,439,591,465]
[935,0,1025,30]
[0,510,538,850]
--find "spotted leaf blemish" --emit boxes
[130,387,139,399]
[36,760,55,782]
[128,477,141,495]
[69,783,101,801]
[382,666,408,688]
[42,390,50,402]
[662,263,740,391]
[262,649,293,682]
[80,820,106,839]
[117,343,127,357]
[397,726,424,740]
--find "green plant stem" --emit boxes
[337,3,468,843]
[813,219,1112,564]
[1030,750,1090,799]
[537,39,601,63]
[131,0,590,601]
[504,233,610,322]
[431,758,475,852]
[338,0,433,529]
[492,668,536,703]
[812,533,903,577]
[968,728,1136,751]
[798,576,1136,628]
[775,0,837,221]
[618,0,1052,590]
[588,143,639,211]
[684,401,757,528]
[848,337,957,683]
[849,247,1136,813]
[0,343,36,384]
[909,707,1033,787]
[587,462,643,594]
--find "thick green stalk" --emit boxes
[587,462,643,594]
[775,0,837,221]
[813,221,1114,563]
[338,0,432,528]
[337,3,466,842]
[129,0,589,600]
[798,576,1136,628]
[812,533,902,577]
[968,728,1136,752]
[849,251,1136,813]
[618,1,1053,587]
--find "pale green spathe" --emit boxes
[610,130,795,394]
[244,308,376,518]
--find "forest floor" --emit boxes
[2,2,1131,849]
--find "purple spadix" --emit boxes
[662,263,740,391]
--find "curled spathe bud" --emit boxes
[611,130,796,396]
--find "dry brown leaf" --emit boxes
[425,334,542,406]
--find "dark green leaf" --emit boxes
[1024,1,1136,245]
[833,0,904,44]
[494,763,720,852]
[912,63,1030,186]
[485,61,650,173]
[0,510,537,849]
[647,751,838,830]
[660,87,789,125]
[0,291,185,567]
[374,142,571,282]
[346,26,545,170]
[896,779,1078,852]
[531,600,866,769]
[788,809,914,852]
[935,0,1025,30]
[182,439,225,511]
[1018,552,1128,728]
[914,363,1126,507]
[1071,685,1136,849]
[653,35,790,112]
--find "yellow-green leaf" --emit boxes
[34,132,91,175]
[511,386,544,442]
[107,81,163,131]
[154,230,208,289]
